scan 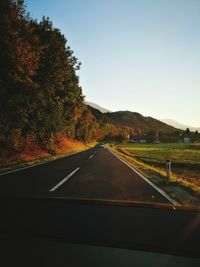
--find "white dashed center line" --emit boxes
[49,167,80,192]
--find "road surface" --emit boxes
[1,145,200,264]
[0,145,174,205]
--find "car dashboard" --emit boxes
[0,197,200,267]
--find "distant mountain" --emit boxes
[85,102,110,113]
[106,111,178,133]
[162,119,200,132]
[87,104,179,134]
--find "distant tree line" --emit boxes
[179,128,200,143]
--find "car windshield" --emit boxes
[0,0,200,210]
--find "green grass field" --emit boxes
[121,143,200,166]
[109,142,200,205]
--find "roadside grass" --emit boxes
[106,143,200,206]
[0,137,97,174]
[121,142,200,165]
[190,143,200,149]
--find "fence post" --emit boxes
[166,160,171,180]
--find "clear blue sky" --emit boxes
[25,0,200,127]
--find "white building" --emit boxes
[183,137,190,143]
[140,139,147,143]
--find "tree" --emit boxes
[194,130,199,142]
[75,106,99,141]
[34,17,83,144]
[0,0,42,139]
[185,128,191,137]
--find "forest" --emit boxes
[0,0,123,152]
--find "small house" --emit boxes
[140,139,147,143]
[183,137,190,143]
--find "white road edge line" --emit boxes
[106,148,180,207]
[0,148,94,176]
[49,167,80,192]
[0,157,59,176]
[89,154,94,159]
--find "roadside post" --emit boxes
[166,160,171,181]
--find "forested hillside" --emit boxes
[0,0,100,152]
[105,111,177,133]
[0,0,182,159]
[87,106,182,142]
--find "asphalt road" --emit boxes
[0,145,173,205]
[1,145,200,265]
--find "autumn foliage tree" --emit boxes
[32,17,83,146]
[0,0,91,151]
[0,0,42,148]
